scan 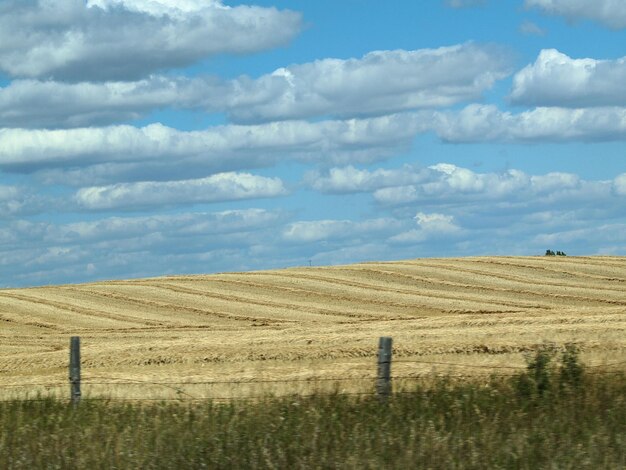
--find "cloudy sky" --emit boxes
[1,0,625,287]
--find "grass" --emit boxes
[1,355,624,469]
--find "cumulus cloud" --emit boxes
[372,164,532,204]
[86,0,225,16]
[0,0,302,81]
[282,218,402,243]
[415,212,460,232]
[373,164,610,207]
[307,164,618,217]
[5,103,624,183]
[0,115,429,182]
[2,163,626,287]
[0,43,510,127]
[525,0,626,29]
[0,76,230,128]
[390,212,461,244]
[1,104,624,186]
[48,208,285,243]
[511,49,626,107]
[75,172,287,210]
[224,43,512,122]
[306,165,429,194]
[432,105,626,143]
[0,208,290,286]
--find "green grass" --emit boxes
[1,356,625,469]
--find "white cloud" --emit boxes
[525,0,626,29]
[314,163,580,203]
[432,105,626,143]
[75,172,287,210]
[1,105,623,187]
[49,208,284,243]
[0,115,428,182]
[6,103,623,184]
[390,212,461,243]
[307,165,428,194]
[310,163,570,205]
[86,0,225,17]
[0,0,302,81]
[414,212,460,232]
[614,174,626,196]
[0,208,290,286]
[313,164,600,208]
[0,43,511,127]
[224,43,512,122]
[2,164,625,287]
[511,49,626,107]
[0,76,229,128]
[519,20,547,36]
[282,218,401,243]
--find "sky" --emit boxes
[0,0,625,288]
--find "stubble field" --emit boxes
[1,256,625,399]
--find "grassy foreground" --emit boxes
[1,357,625,469]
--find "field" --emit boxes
[1,255,625,399]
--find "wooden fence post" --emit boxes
[376,336,392,399]
[69,336,81,405]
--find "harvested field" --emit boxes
[1,256,625,399]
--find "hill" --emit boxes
[1,256,625,399]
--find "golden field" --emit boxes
[1,256,625,399]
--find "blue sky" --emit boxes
[0,0,625,287]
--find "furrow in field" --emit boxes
[466,258,626,283]
[236,271,538,312]
[268,269,598,311]
[0,291,145,329]
[332,266,564,309]
[54,287,180,327]
[192,276,470,317]
[526,255,626,268]
[59,286,238,327]
[110,277,443,317]
[138,281,382,320]
[0,311,61,331]
[369,262,626,306]
[498,255,626,271]
[181,271,565,314]
[385,259,614,289]
[82,283,350,323]
[363,260,626,294]
[62,286,291,325]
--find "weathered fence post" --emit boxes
[69,336,81,405]
[376,336,392,399]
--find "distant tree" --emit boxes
[545,249,556,256]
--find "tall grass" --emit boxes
[1,355,624,469]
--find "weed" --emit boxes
[1,361,624,469]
